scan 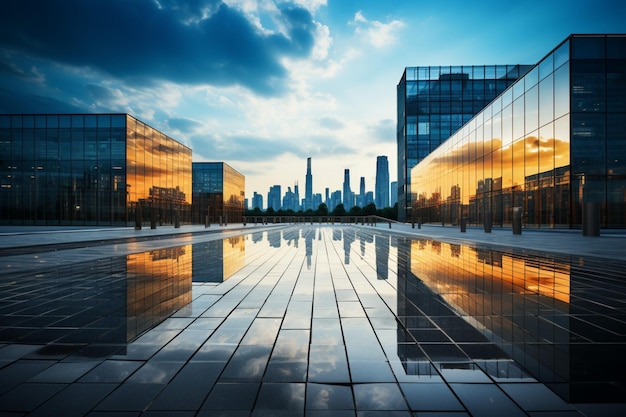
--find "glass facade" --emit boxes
[410,35,626,229]
[398,65,532,221]
[0,114,192,226]
[191,162,245,224]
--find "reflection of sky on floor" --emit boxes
[1,226,625,415]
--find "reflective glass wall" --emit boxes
[191,162,245,224]
[397,65,531,221]
[410,35,626,229]
[0,114,192,226]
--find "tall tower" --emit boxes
[375,155,390,208]
[343,169,352,210]
[358,177,366,207]
[305,157,313,211]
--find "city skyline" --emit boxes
[1,1,625,199]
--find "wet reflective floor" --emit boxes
[1,225,625,416]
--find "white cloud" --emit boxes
[350,10,405,48]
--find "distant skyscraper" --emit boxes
[357,176,366,207]
[343,169,352,210]
[268,185,281,211]
[375,155,390,208]
[252,192,263,210]
[325,188,330,208]
[305,157,313,211]
[330,190,342,211]
[390,181,398,207]
[294,182,300,211]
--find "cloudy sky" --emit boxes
[1,0,624,206]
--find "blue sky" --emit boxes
[1,0,624,205]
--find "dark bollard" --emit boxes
[388,221,391,229]
[484,212,492,233]
[174,212,180,228]
[418,217,422,229]
[205,215,210,228]
[512,207,522,235]
[135,207,142,230]
[582,202,601,236]
[460,217,467,233]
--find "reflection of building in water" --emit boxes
[375,234,389,280]
[267,230,282,248]
[343,229,355,264]
[126,246,192,341]
[251,231,264,243]
[305,229,314,269]
[402,238,626,402]
[192,236,245,283]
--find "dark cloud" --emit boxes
[0,0,316,96]
[168,117,203,132]
[0,88,84,114]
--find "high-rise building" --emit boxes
[304,157,313,211]
[282,186,298,212]
[375,155,390,208]
[342,169,353,210]
[397,64,532,221]
[251,192,263,210]
[325,187,330,208]
[330,190,342,212]
[294,182,300,211]
[357,176,366,207]
[267,185,281,211]
[409,34,626,229]
[192,162,245,224]
[390,181,398,207]
[0,113,192,226]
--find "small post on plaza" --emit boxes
[484,211,492,233]
[150,203,157,229]
[135,203,142,230]
[582,202,601,237]
[460,217,467,233]
[512,207,522,235]
[174,207,180,228]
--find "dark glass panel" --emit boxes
[571,113,605,176]
[607,113,626,175]
[0,115,9,128]
[607,60,626,112]
[71,114,84,128]
[572,37,605,59]
[97,115,111,128]
[607,36,626,58]
[59,115,71,128]
[571,60,606,113]
[46,115,58,128]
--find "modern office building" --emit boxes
[267,185,281,211]
[251,192,263,210]
[191,162,244,224]
[397,64,532,220]
[390,181,398,207]
[342,169,353,210]
[410,34,626,229]
[304,157,313,211]
[375,155,390,208]
[0,113,192,226]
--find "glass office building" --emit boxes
[410,34,626,229]
[397,64,532,221]
[0,114,192,226]
[191,162,245,224]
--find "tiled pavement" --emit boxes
[0,223,625,416]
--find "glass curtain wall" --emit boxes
[410,35,626,229]
[0,113,191,226]
[192,162,245,224]
[397,65,531,221]
[126,115,192,227]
